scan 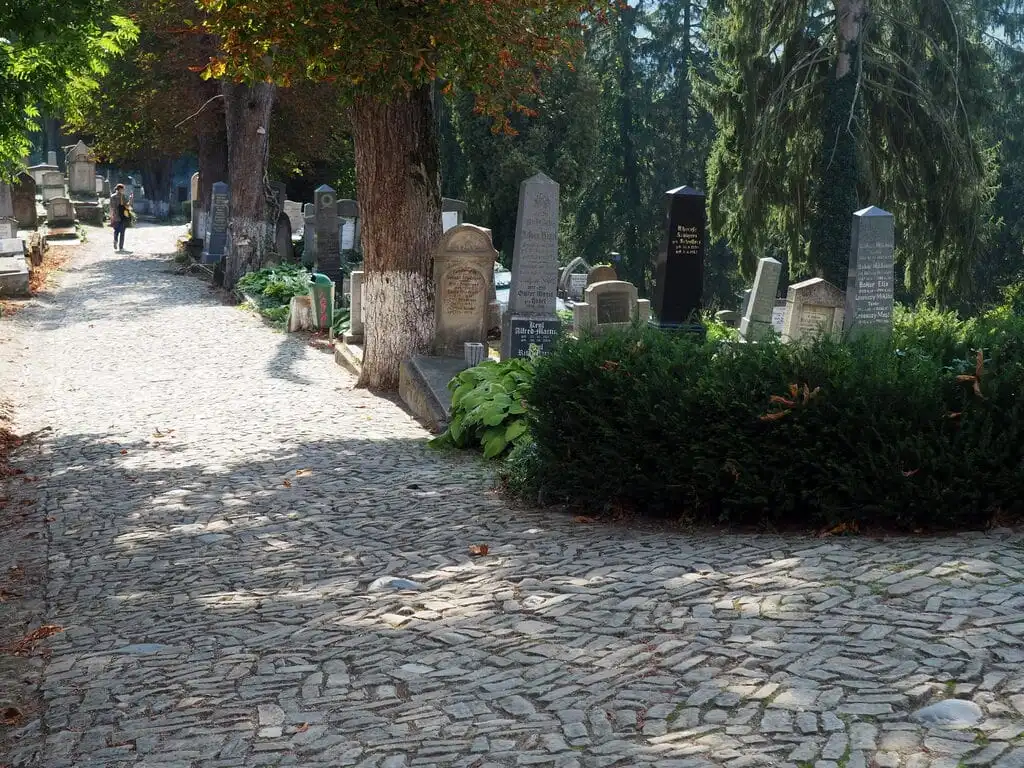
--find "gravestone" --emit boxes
[73,201,103,226]
[47,151,58,166]
[11,174,36,230]
[274,213,292,262]
[653,185,705,331]
[66,141,96,198]
[715,309,739,328]
[781,278,846,343]
[0,182,12,220]
[844,206,895,337]
[189,173,200,239]
[201,182,229,264]
[302,204,315,266]
[0,238,29,295]
[573,280,651,336]
[587,264,617,286]
[558,256,591,300]
[442,198,468,232]
[337,199,359,253]
[27,163,58,187]
[0,219,16,239]
[269,181,287,212]
[771,301,786,333]
[94,176,104,194]
[432,224,497,357]
[284,201,303,236]
[313,185,342,281]
[345,270,364,344]
[739,257,782,342]
[740,289,752,317]
[501,172,561,360]
[46,197,75,227]
[41,172,65,203]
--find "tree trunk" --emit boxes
[617,5,642,286]
[141,157,174,219]
[196,94,228,242]
[352,86,441,391]
[811,0,866,288]
[222,79,275,289]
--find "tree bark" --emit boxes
[196,93,228,242]
[352,86,441,391]
[222,79,275,289]
[617,5,642,286]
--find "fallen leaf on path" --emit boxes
[295,469,312,477]
[119,450,128,455]
[282,479,292,488]
[573,516,597,524]
[295,723,309,733]
[152,428,175,439]
[6,624,64,655]
[468,544,489,557]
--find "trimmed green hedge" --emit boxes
[509,308,1024,530]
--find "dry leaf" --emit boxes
[282,479,292,488]
[902,468,920,477]
[295,723,309,733]
[295,469,312,477]
[759,411,788,422]
[152,428,175,439]
[573,515,597,524]
[119,449,128,455]
[468,544,489,556]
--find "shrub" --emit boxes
[236,264,311,306]
[430,358,534,459]
[518,319,1024,531]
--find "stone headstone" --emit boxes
[844,206,895,336]
[73,201,103,226]
[568,273,588,301]
[771,302,786,333]
[433,224,497,357]
[0,219,16,239]
[653,185,705,331]
[41,171,65,203]
[284,201,303,235]
[587,264,617,286]
[66,141,96,198]
[781,278,845,343]
[11,173,37,230]
[0,182,12,219]
[274,213,292,262]
[715,309,739,328]
[47,151,57,166]
[313,185,341,281]
[190,172,199,201]
[28,163,58,187]
[95,176,104,194]
[502,172,561,360]
[573,280,651,336]
[345,270,365,344]
[46,197,75,227]
[740,289,752,316]
[302,204,315,266]
[0,238,24,256]
[340,219,355,251]
[201,181,229,264]
[442,197,468,232]
[337,199,359,218]
[739,257,782,342]
[558,256,591,299]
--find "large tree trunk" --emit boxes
[617,5,642,287]
[811,0,866,288]
[196,92,229,242]
[222,80,275,289]
[352,86,441,391]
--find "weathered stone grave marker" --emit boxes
[433,224,497,356]
[442,198,468,232]
[739,257,782,342]
[314,185,342,281]
[573,280,650,336]
[67,141,96,198]
[201,182,229,264]
[653,185,705,332]
[781,278,845,343]
[501,172,561,360]
[41,172,65,203]
[844,206,895,336]
[11,173,35,229]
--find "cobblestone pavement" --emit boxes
[2,224,1024,768]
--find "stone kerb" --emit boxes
[781,277,846,343]
[573,280,651,336]
[432,224,497,357]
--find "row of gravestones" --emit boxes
[719,206,895,343]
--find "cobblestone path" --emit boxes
[2,224,1024,768]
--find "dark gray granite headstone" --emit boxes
[313,185,341,281]
[202,181,229,264]
[844,206,894,336]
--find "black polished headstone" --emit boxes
[314,184,341,282]
[507,317,561,359]
[652,186,705,331]
[202,181,229,264]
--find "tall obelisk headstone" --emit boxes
[201,182,229,264]
[844,206,895,337]
[501,172,561,360]
[313,185,341,282]
[652,186,705,334]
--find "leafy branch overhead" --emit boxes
[197,0,617,132]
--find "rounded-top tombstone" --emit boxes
[587,264,617,286]
[432,224,498,357]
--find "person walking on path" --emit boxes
[109,183,131,252]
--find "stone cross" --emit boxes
[652,185,705,332]
[313,185,341,281]
[201,181,229,264]
[739,257,782,342]
[432,224,497,357]
[501,172,561,360]
[844,206,895,337]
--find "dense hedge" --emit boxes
[509,306,1024,530]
